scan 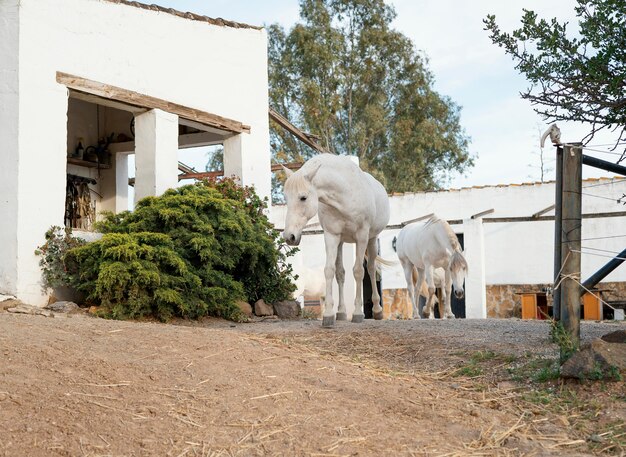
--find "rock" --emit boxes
[7,304,54,318]
[601,330,626,343]
[45,301,80,313]
[272,300,301,319]
[0,298,21,312]
[560,338,626,380]
[235,300,253,317]
[0,294,16,303]
[254,299,274,317]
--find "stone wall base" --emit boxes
[381,281,626,319]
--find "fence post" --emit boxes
[553,146,563,320]
[560,143,582,349]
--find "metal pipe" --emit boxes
[582,154,626,176]
[581,247,626,294]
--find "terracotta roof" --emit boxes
[394,176,626,197]
[102,0,262,30]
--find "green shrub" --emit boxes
[34,226,86,290]
[40,179,297,321]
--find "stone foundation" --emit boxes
[383,281,626,319]
[382,288,413,319]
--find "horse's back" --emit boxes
[363,172,390,236]
[396,221,429,267]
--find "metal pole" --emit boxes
[553,146,563,320]
[560,144,582,347]
[582,154,626,176]
[581,247,626,294]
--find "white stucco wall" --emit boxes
[0,0,20,295]
[0,0,271,304]
[271,178,626,318]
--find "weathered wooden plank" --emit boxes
[560,144,582,347]
[269,108,330,154]
[57,72,250,134]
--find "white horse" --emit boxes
[282,154,390,327]
[396,216,468,319]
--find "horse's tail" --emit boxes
[364,248,397,268]
[375,255,396,268]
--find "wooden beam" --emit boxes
[57,72,251,134]
[269,108,330,154]
[270,162,303,172]
[69,89,148,115]
[534,204,556,218]
[177,171,224,181]
[471,208,495,219]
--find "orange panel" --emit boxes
[583,293,602,320]
[521,294,538,319]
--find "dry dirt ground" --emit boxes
[0,311,624,457]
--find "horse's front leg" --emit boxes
[444,268,455,319]
[424,265,436,319]
[351,233,369,323]
[366,237,383,320]
[335,242,347,321]
[322,233,341,328]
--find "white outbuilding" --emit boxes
[273,177,626,320]
[0,0,272,305]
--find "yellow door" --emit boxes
[583,293,602,320]
[521,294,538,319]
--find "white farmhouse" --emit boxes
[0,0,271,305]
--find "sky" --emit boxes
[153,0,619,188]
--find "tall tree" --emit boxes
[268,0,472,195]
[484,0,626,160]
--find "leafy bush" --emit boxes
[40,180,297,321]
[34,226,86,290]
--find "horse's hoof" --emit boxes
[322,315,336,328]
[373,311,384,320]
[351,313,364,323]
[336,312,348,321]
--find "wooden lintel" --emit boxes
[269,108,330,154]
[58,72,250,134]
[69,89,148,115]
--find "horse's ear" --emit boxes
[304,161,322,182]
[281,164,294,177]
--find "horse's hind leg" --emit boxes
[366,237,383,320]
[322,233,341,328]
[335,242,347,321]
[401,261,419,319]
[351,234,369,323]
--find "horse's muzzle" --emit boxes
[455,289,464,299]
[283,232,301,246]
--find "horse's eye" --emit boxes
[300,196,307,201]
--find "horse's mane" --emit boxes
[425,216,463,253]
[284,170,311,195]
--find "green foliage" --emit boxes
[484,0,626,148]
[34,226,86,291]
[267,0,472,199]
[549,319,578,364]
[43,180,296,321]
